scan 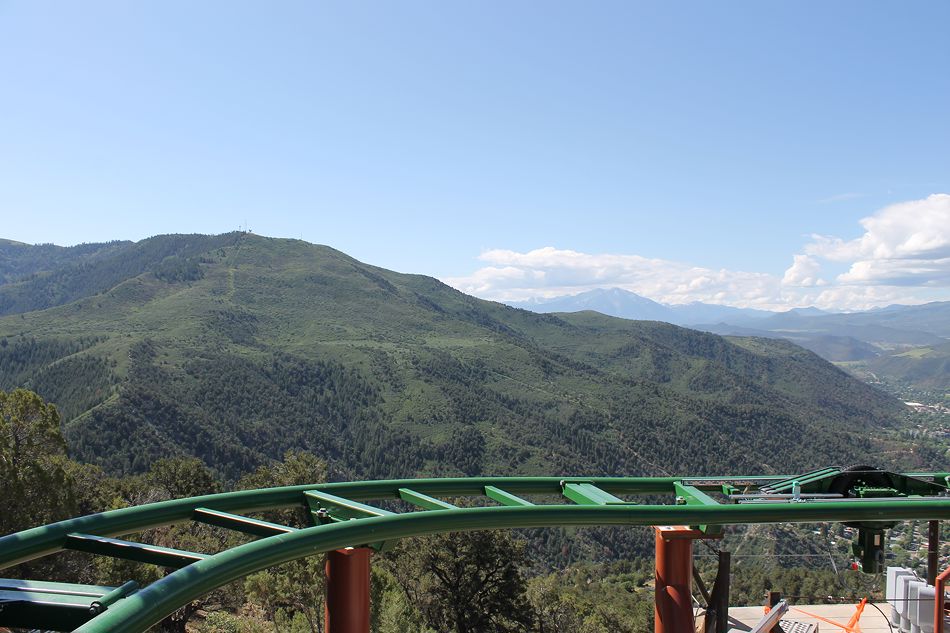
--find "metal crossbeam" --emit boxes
[64,534,207,568]
[0,587,97,607]
[193,508,297,537]
[304,490,395,521]
[562,482,626,505]
[0,589,98,630]
[674,482,722,535]
[304,491,398,551]
[762,468,839,493]
[398,488,457,510]
[485,485,534,507]
[0,578,116,597]
[0,578,137,631]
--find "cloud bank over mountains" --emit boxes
[445,194,950,310]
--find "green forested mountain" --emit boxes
[867,341,950,390]
[0,237,127,285]
[0,233,244,315]
[0,233,910,483]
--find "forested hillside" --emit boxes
[3,387,869,633]
[868,341,950,390]
[0,233,244,315]
[0,233,913,486]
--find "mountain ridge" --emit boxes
[509,288,950,379]
[508,287,775,324]
[0,234,912,483]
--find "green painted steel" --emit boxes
[90,580,140,611]
[0,578,117,597]
[0,589,100,630]
[192,508,298,537]
[764,467,840,493]
[484,485,534,506]
[76,499,950,633]
[398,487,458,510]
[64,533,207,568]
[0,579,121,631]
[304,489,395,521]
[673,482,723,535]
[1,473,949,632]
[562,482,626,505]
[0,476,719,571]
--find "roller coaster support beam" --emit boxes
[325,548,371,633]
[929,520,940,586]
[654,527,696,633]
[654,526,723,633]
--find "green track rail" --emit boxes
[1,473,949,632]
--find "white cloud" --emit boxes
[781,254,825,287]
[444,247,782,307]
[444,194,950,310]
[800,193,950,287]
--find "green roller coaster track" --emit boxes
[2,469,950,632]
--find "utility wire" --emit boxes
[695,553,841,557]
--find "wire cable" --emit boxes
[865,600,896,633]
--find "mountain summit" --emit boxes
[511,288,674,322]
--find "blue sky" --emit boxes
[2,2,948,309]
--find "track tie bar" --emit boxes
[485,486,534,506]
[193,508,298,537]
[64,534,207,568]
[304,490,395,521]
[562,482,626,505]
[398,488,457,510]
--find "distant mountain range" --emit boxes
[509,288,950,388]
[510,288,776,325]
[0,233,911,487]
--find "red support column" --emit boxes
[655,527,696,633]
[325,547,371,633]
[936,566,950,633]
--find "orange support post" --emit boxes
[936,566,950,633]
[325,547,371,633]
[655,527,697,633]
